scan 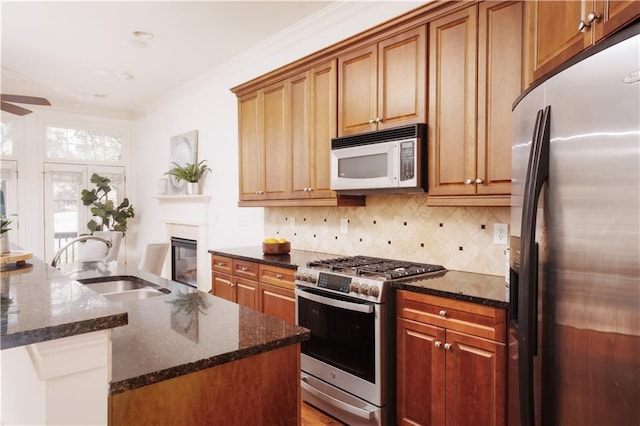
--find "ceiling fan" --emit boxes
[1,94,51,116]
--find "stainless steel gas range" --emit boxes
[294,255,446,426]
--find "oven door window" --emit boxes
[297,290,375,383]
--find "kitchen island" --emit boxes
[1,254,309,425]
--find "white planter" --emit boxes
[0,233,10,254]
[78,231,123,262]
[186,182,201,195]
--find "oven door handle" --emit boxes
[301,374,375,421]
[295,288,374,313]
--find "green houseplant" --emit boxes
[165,160,211,183]
[81,173,135,235]
[165,160,211,194]
[0,214,13,254]
[0,215,12,235]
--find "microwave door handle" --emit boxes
[294,288,374,313]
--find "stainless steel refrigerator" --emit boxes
[508,22,640,426]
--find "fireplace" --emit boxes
[171,237,197,288]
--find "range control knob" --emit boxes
[360,283,370,296]
[369,285,380,298]
[349,282,360,293]
[308,274,318,284]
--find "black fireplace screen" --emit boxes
[171,237,197,287]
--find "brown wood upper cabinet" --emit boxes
[290,61,337,200]
[236,60,364,207]
[338,26,426,137]
[427,1,524,206]
[238,81,289,202]
[530,0,640,82]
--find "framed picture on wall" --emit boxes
[168,130,198,194]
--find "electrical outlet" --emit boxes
[340,218,349,234]
[494,223,508,245]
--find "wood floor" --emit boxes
[301,401,346,426]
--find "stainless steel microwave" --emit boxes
[330,124,427,194]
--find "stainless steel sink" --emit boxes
[77,275,171,302]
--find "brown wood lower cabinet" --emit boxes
[211,255,296,323]
[109,343,301,425]
[396,290,506,426]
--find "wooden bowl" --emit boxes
[262,241,291,255]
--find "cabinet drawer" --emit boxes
[211,255,233,274]
[259,265,295,290]
[397,290,506,343]
[234,259,259,280]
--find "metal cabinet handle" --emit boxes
[241,266,248,272]
[276,273,283,280]
[369,119,375,124]
[375,117,382,123]
[444,343,452,351]
[439,310,447,317]
[578,12,601,31]
[435,340,442,348]
[217,262,224,267]
[475,178,484,184]
[465,178,473,185]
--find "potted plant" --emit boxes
[0,214,13,254]
[81,173,135,261]
[165,160,211,195]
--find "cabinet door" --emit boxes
[235,277,258,310]
[428,6,478,197]
[262,81,290,200]
[378,26,426,131]
[309,60,337,198]
[338,43,378,136]
[238,91,263,201]
[477,1,523,196]
[531,0,592,81]
[445,330,506,426]
[258,282,296,324]
[290,70,311,198]
[594,0,640,41]
[396,318,446,426]
[212,272,235,303]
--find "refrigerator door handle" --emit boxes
[518,105,550,426]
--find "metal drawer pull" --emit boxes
[241,266,248,272]
[276,273,283,280]
[444,343,452,351]
[438,310,447,317]
[435,340,442,348]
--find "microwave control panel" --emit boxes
[399,141,415,181]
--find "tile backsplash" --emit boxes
[265,195,511,276]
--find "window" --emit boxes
[44,164,127,264]
[1,121,13,156]
[46,126,122,162]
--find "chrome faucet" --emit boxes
[51,235,113,268]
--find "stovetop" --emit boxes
[306,255,446,280]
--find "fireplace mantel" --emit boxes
[153,195,211,202]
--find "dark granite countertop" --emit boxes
[2,254,310,395]
[1,256,128,350]
[392,271,509,309]
[210,246,509,308]
[209,246,341,269]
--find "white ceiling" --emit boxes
[1,1,334,117]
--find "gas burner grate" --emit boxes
[306,255,446,280]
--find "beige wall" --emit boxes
[265,195,510,276]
